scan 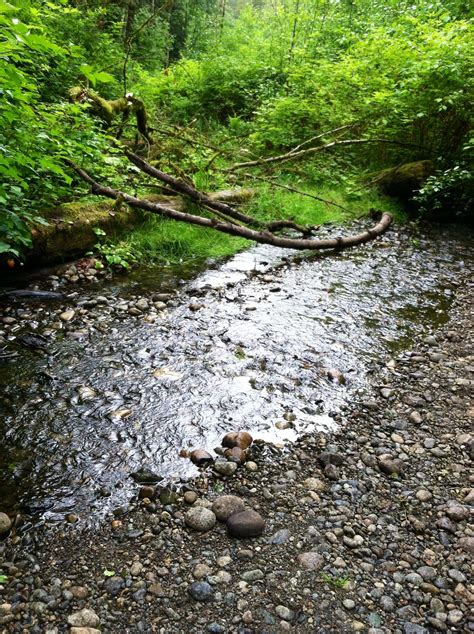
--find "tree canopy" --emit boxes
[0,0,472,258]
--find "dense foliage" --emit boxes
[0,0,472,258]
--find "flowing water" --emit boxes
[0,223,472,523]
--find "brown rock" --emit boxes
[227,510,265,538]
[190,449,213,466]
[327,368,346,384]
[212,495,245,522]
[139,486,155,499]
[222,431,253,450]
[377,454,404,477]
[224,447,246,464]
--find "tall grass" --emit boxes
[120,181,403,264]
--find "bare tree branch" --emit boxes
[66,160,393,251]
[226,138,426,172]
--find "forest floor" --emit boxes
[0,234,473,634]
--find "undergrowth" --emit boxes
[112,179,404,265]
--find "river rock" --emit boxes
[185,507,216,532]
[457,536,474,554]
[139,486,155,499]
[214,460,238,476]
[60,310,75,322]
[190,449,214,466]
[378,454,404,476]
[327,368,346,384]
[303,477,326,492]
[227,510,265,538]
[224,447,246,464]
[212,495,245,522]
[318,451,344,467]
[67,608,100,628]
[297,552,324,570]
[445,502,469,522]
[222,431,253,450]
[0,513,12,536]
[130,468,162,484]
[188,581,213,601]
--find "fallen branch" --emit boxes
[67,160,393,251]
[226,138,426,172]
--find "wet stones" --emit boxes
[212,495,245,522]
[190,450,214,466]
[130,468,162,484]
[327,368,346,384]
[185,507,217,532]
[0,513,12,536]
[227,510,265,538]
[222,431,253,450]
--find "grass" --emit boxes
[320,572,350,589]
[119,178,404,265]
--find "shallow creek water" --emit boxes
[0,223,472,523]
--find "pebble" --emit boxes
[188,581,213,602]
[275,605,294,621]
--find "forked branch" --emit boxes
[67,160,393,251]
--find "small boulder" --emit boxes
[222,431,253,450]
[185,507,216,532]
[224,447,246,464]
[0,513,12,536]
[212,495,245,522]
[227,510,265,538]
[190,449,213,467]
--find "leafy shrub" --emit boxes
[414,165,473,221]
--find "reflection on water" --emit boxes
[0,223,472,522]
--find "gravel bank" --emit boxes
[0,264,472,634]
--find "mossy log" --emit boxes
[26,189,255,265]
[374,160,434,200]
[69,87,152,143]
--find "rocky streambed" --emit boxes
[0,221,472,633]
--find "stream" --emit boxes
[0,222,472,524]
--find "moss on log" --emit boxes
[375,160,434,200]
